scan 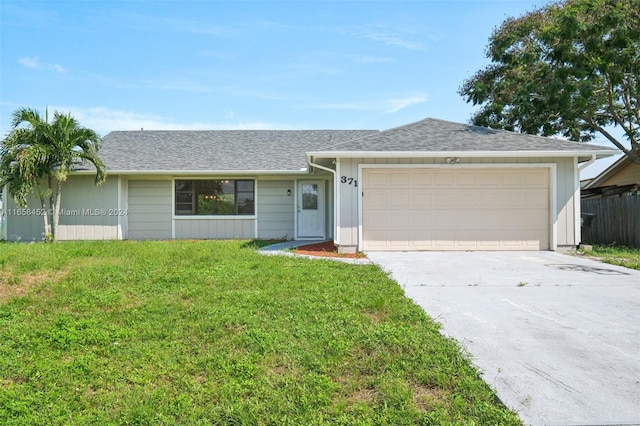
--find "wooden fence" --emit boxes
[581,195,640,248]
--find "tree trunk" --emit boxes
[36,185,51,241]
[53,178,63,241]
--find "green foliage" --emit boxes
[0,240,522,425]
[589,244,640,270]
[459,0,640,163]
[0,107,106,241]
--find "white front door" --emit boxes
[297,180,325,238]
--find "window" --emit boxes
[301,183,318,210]
[175,180,255,215]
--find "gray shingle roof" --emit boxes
[99,130,377,172]
[95,118,617,173]
[315,118,618,154]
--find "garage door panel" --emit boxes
[454,190,481,207]
[500,171,526,186]
[388,212,409,229]
[389,190,410,209]
[478,172,501,185]
[500,211,548,229]
[362,168,550,251]
[365,170,389,187]
[476,212,502,229]
[409,171,433,187]
[457,172,481,186]
[364,191,387,208]
[408,192,433,207]
[431,192,456,207]
[388,172,410,186]
[363,210,387,229]
[409,212,433,228]
[434,173,457,187]
[524,170,549,186]
[497,188,547,208]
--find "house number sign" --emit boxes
[340,176,358,187]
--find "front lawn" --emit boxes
[0,240,520,425]
[586,245,640,270]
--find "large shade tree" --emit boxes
[0,107,106,241]
[459,0,640,163]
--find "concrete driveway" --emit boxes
[366,251,640,426]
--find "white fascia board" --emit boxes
[306,150,619,160]
[70,169,309,176]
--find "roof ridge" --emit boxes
[317,117,439,151]
[105,129,376,134]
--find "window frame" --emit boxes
[173,178,256,217]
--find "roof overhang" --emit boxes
[70,169,310,176]
[306,150,619,162]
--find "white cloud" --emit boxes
[18,57,40,68]
[311,92,428,114]
[386,93,428,113]
[48,106,293,135]
[346,54,393,64]
[362,31,424,50]
[312,101,373,111]
[18,56,66,73]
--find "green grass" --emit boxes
[588,245,640,270]
[0,240,521,425]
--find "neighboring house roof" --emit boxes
[583,156,640,189]
[309,118,618,159]
[581,155,640,198]
[97,130,377,173]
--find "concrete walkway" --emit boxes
[366,251,640,426]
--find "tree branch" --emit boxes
[603,73,627,130]
[586,117,632,156]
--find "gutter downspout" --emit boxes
[306,154,338,244]
[575,154,596,249]
[578,154,597,172]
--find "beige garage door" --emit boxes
[362,168,550,251]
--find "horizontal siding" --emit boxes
[57,225,119,240]
[56,176,120,240]
[4,194,44,241]
[174,219,254,239]
[257,180,294,240]
[601,162,640,187]
[5,175,119,241]
[128,180,172,240]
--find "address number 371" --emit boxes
[340,176,358,187]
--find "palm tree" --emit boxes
[0,107,106,241]
[1,108,56,238]
[47,111,106,238]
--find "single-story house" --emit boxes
[581,156,640,198]
[2,117,618,251]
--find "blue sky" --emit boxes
[0,0,621,177]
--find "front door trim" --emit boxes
[296,179,326,239]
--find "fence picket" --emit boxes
[581,195,640,248]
